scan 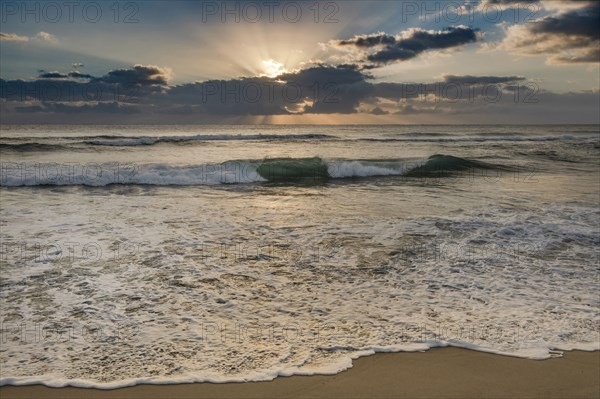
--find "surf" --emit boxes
[0,155,506,187]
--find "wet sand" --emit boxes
[1,347,598,399]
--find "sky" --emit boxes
[0,0,599,124]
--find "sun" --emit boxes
[261,59,287,78]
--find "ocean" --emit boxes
[0,124,598,387]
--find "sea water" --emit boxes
[0,124,598,387]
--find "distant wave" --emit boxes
[359,134,599,143]
[0,143,69,152]
[0,155,507,187]
[2,132,597,152]
[84,133,337,146]
[0,134,336,151]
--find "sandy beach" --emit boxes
[1,348,598,399]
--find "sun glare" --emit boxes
[261,59,287,78]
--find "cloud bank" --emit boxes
[1,63,597,123]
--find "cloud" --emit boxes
[500,2,599,64]
[279,65,367,86]
[338,32,396,47]
[16,102,141,114]
[0,65,170,107]
[540,0,595,12]
[0,31,57,43]
[529,4,599,37]
[68,71,95,79]
[333,26,479,67]
[480,0,539,4]
[369,106,388,115]
[16,102,140,114]
[161,65,372,115]
[0,32,29,42]
[38,71,69,79]
[475,0,540,11]
[36,71,95,80]
[97,64,171,86]
[442,75,526,85]
[1,65,597,124]
[1,65,371,116]
[282,65,373,114]
[55,64,168,90]
[36,32,57,43]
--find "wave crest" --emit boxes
[0,155,503,187]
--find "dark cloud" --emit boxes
[334,26,479,66]
[279,65,367,86]
[1,65,371,116]
[165,78,290,116]
[1,66,598,124]
[16,102,140,114]
[38,71,68,79]
[367,76,527,103]
[165,66,372,115]
[502,2,600,63]
[68,71,95,79]
[283,65,373,114]
[338,32,396,47]
[96,64,170,86]
[369,107,388,115]
[396,27,479,52]
[530,4,599,38]
[336,63,362,70]
[37,71,95,80]
[2,78,96,102]
[554,47,600,64]
[0,64,166,104]
[371,27,478,63]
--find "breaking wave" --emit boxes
[0,155,505,186]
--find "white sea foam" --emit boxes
[0,162,267,186]
[0,158,419,186]
[1,196,598,388]
[326,160,406,178]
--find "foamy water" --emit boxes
[0,125,598,387]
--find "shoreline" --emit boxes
[1,347,598,399]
